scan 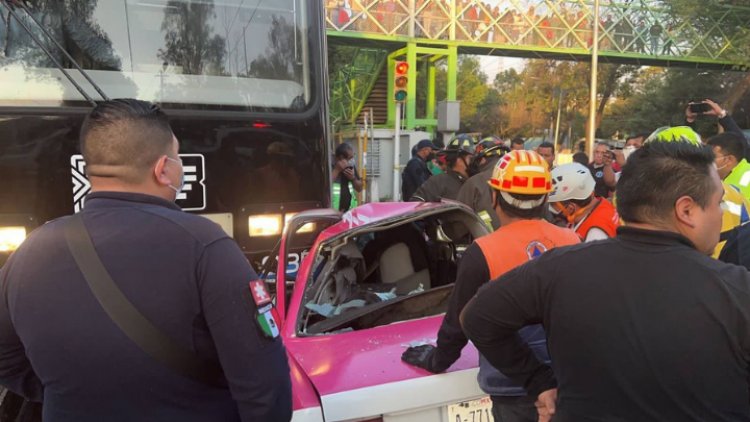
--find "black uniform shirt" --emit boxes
[462,226,750,422]
[410,170,465,202]
[0,192,291,422]
[402,156,431,201]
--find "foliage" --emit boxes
[158,1,226,76]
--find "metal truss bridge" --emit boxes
[324,0,750,130]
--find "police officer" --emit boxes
[402,151,579,421]
[457,137,509,231]
[0,99,292,421]
[402,139,438,200]
[410,137,474,202]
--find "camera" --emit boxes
[689,102,711,114]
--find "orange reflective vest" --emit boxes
[575,198,619,241]
[476,219,580,279]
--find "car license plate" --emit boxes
[447,396,494,422]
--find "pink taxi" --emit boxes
[271,201,493,421]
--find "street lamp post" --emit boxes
[587,0,600,157]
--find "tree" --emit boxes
[249,16,302,82]
[158,1,226,76]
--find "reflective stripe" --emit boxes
[726,201,743,216]
[740,171,750,187]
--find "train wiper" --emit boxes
[0,0,110,106]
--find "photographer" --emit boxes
[589,143,617,198]
[686,99,747,158]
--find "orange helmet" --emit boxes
[488,150,552,195]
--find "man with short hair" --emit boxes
[402,139,438,201]
[332,142,363,212]
[707,132,750,201]
[510,136,525,151]
[403,151,579,421]
[462,140,750,422]
[589,142,616,198]
[536,141,555,169]
[0,99,292,421]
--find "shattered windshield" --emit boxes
[0,0,311,111]
[299,209,486,335]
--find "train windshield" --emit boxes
[0,0,311,111]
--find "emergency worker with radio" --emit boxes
[547,163,619,241]
[402,150,579,421]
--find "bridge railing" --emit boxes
[325,0,749,63]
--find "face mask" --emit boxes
[347,158,356,168]
[426,152,436,161]
[622,145,636,161]
[165,156,185,196]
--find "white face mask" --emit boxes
[165,156,185,197]
[622,145,637,161]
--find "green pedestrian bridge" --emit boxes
[324,0,750,130]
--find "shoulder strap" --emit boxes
[63,214,224,387]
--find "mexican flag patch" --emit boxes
[256,308,280,339]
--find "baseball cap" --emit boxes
[416,139,438,150]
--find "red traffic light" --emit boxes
[395,61,409,75]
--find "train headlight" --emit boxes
[0,227,27,252]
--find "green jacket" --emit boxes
[725,159,750,202]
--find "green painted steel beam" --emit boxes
[406,42,418,129]
[447,45,457,101]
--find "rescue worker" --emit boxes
[0,99,292,421]
[402,139,439,200]
[707,132,750,201]
[510,136,525,151]
[410,137,474,202]
[547,163,619,241]
[461,140,750,422]
[402,150,579,421]
[331,142,363,212]
[457,137,509,231]
[645,126,750,257]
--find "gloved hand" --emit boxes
[401,344,447,373]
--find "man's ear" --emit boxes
[674,195,698,229]
[153,155,171,186]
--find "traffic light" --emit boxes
[393,61,408,102]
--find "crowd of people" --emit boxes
[328,0,717,56]
[398,98,750,421]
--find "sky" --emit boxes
[478,56,526,82]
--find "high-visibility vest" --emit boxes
[574,198,619,241]
[332,181,357,211]
[475,219,580,279]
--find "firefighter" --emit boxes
[457,137,510,231]
[401,150,579,421]
[410,137,475,202]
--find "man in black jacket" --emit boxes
[0,99,292,422]
[462,140,750,422]
[402,139,438,201]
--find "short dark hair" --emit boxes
[572,152,589,165]
[617,141,717,224]
[707,132,746,162]
[538,141,555,154]
[80,99,173,183]
[495,191,547,219]
[335,142,353,159]
[511,136,525,146]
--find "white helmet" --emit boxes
[549,163,595,202]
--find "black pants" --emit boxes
[491,395,538,422]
